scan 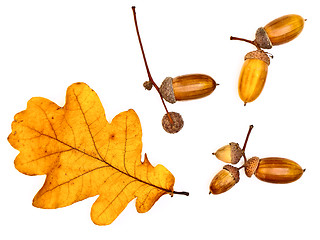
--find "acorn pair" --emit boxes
[210,126,305,195]
[232,14,305,105]
[132,6,217,134]
[153,74,217,134]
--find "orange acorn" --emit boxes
[255,14,305,49]
[238,50,270,105]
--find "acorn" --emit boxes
[238,50,270,105]
[245,157,305,184]
[230,14,305,49]
[213,142,243,164]
[209,165,240,195]
[255,14,305,49]
[159,74,217,104]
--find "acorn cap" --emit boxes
[159,77,176,104]
[255,27,273,49]
[223,165,240,183]
[230,142,243,164]
[245,50,270,66]
[245,156,260,177]
[162,111,184,134]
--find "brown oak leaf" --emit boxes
[8,82,188,225]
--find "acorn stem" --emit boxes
[132,6,173,124]
[242,125,254,163]
[238,165,245,170]
[242,153,248,165]
[230,36,260,49]
[242,125,253,152]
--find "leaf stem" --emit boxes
[132,6,173,124]
[172,190,190,196]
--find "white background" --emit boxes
[1,0,319,239]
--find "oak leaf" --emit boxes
[8,82,188,225]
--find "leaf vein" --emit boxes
[73,89,106,163]
[39,165,110,197]
[26,149,73,164]
[34,102,58,139]
[97,179,139,219]
[123,115,129,175]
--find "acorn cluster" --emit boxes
[210,125,305,195]
[231,14,305,105]
[131,8,307,194]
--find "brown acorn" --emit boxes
[245,157,305,183]
[159,74,217,104]
[213,142,243,164]
[209,165,240,195]
[254,157,305,184]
